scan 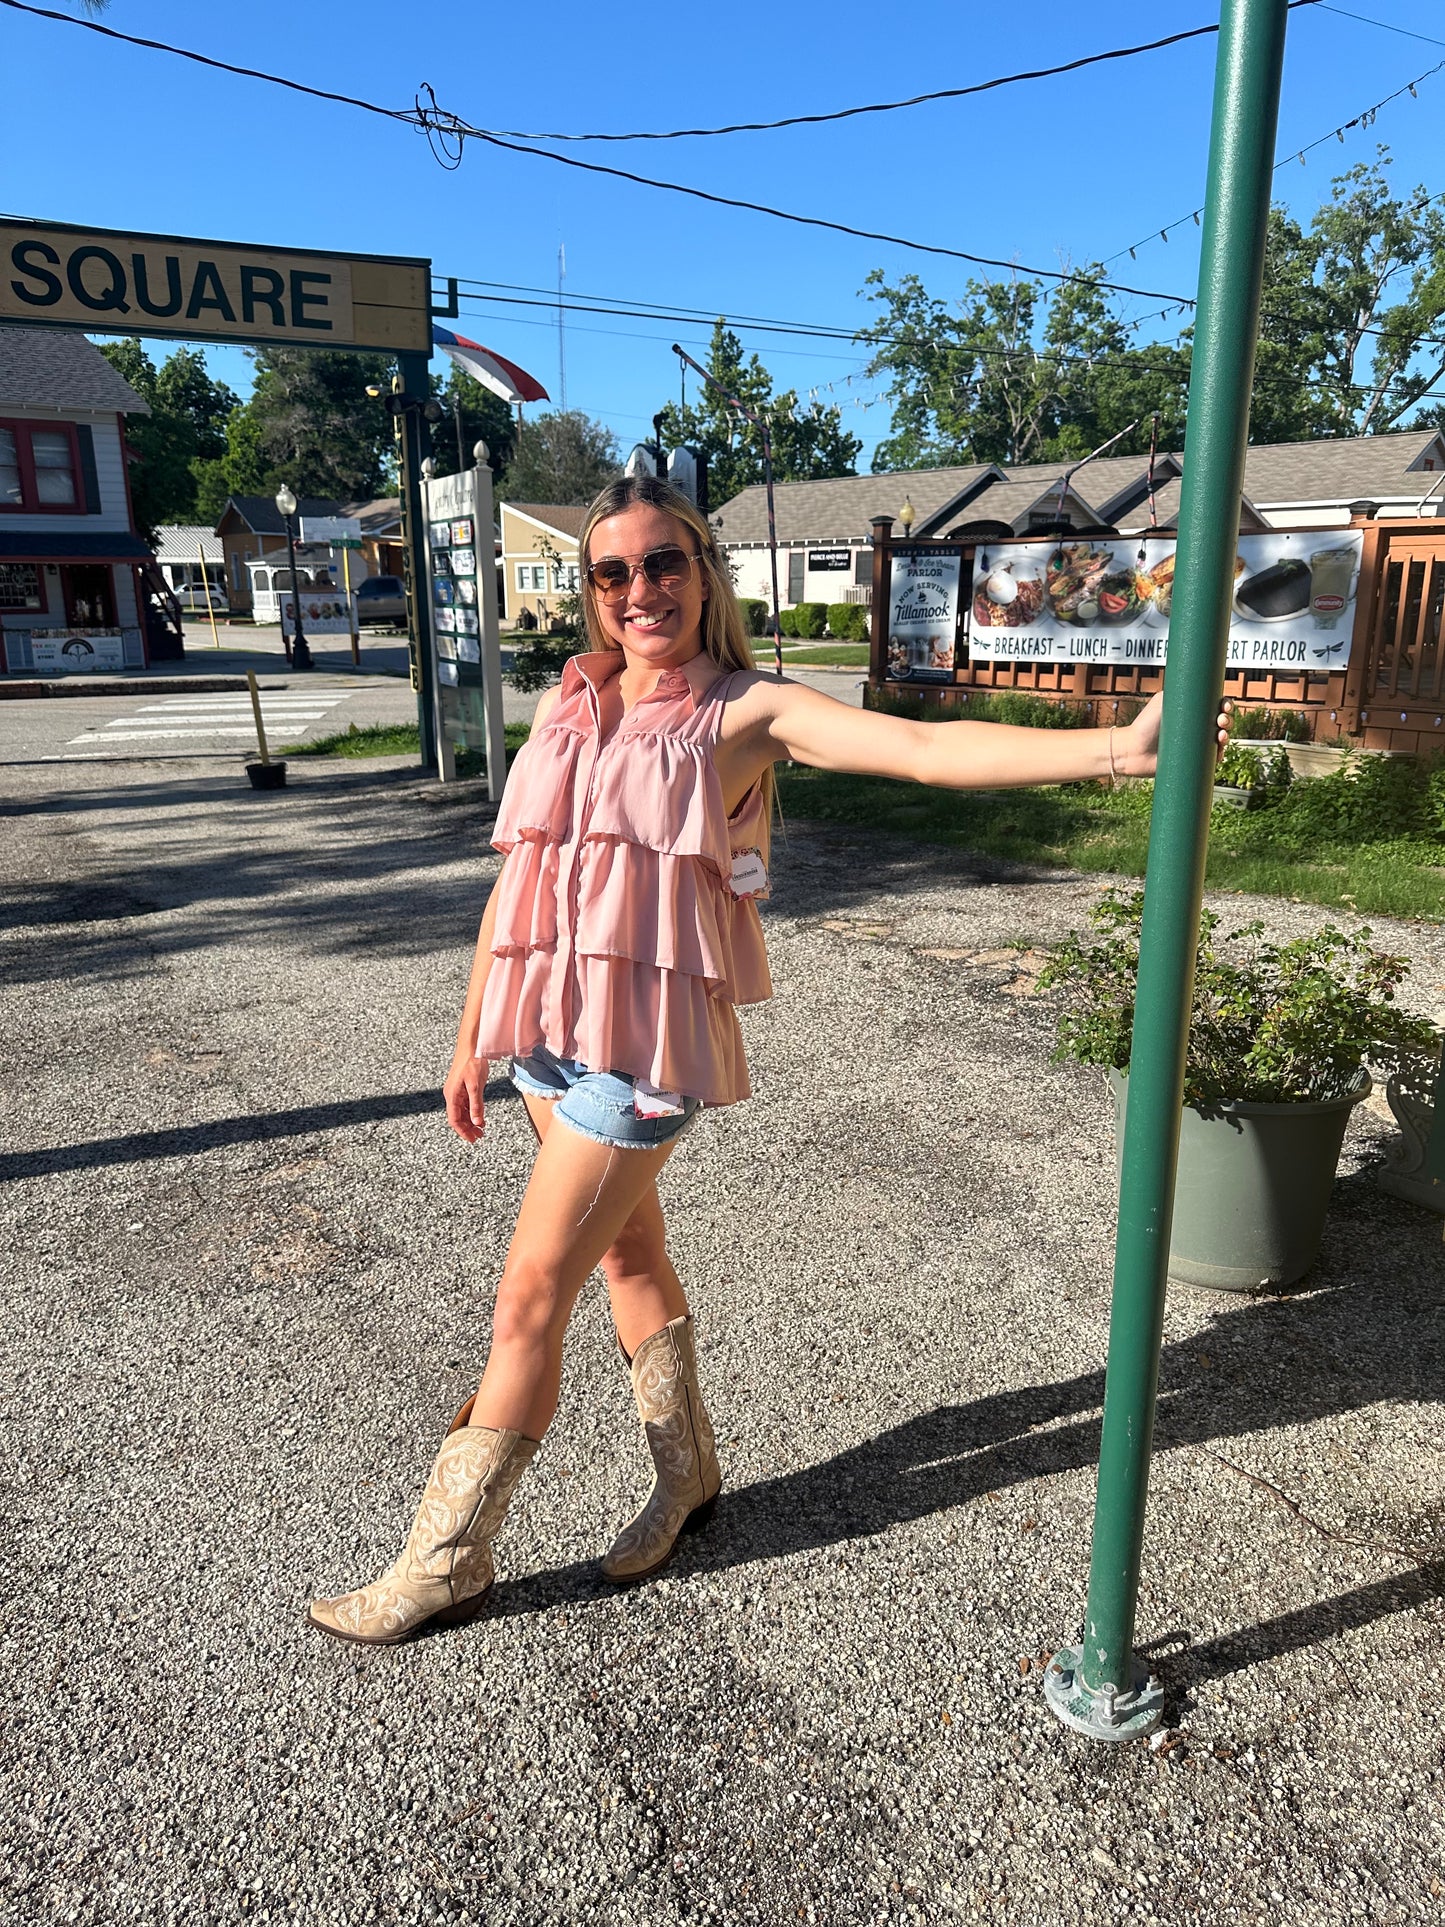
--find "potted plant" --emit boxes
[1039,890,1438,1290]
[1212,741,1291,810]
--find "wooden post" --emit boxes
[869,516,893,693]
[1339,501,1381,739]
[198,545,221,650]
[342,546,359,666]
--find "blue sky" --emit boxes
[3,0,1442,465]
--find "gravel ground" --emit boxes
[2,749,1443,1927]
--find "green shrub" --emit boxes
[962,690,1092,729]
[792,601,828,640]
[826,602,869,641]
[1230,705,1313,743]
[1041,887,1438,1104]
[778,606,798,638]
[1216,743,1269,793]
[739,598,768,637]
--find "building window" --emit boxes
[0,420,82,513]
[550,562,579,591]
[787,551,805,602]
[516,563,548,591]
[0,561,44,610]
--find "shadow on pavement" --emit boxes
[480,1181,1443,1691]
[0,1080,517,1181]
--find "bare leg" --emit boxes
[471,1101,683,1439]
[517,1093,690,1356]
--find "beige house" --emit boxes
[500,502,584,627]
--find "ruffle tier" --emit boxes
[489,832,770,1005]
[474,948,753,1109]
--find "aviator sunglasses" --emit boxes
[585,545,703,603]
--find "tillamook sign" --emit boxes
[0,219,431,353]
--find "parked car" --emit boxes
[173,582,230,615]
[356,575,407,626]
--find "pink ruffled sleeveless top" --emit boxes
[474,650,772,1107]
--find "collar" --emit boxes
[560,649,707,714]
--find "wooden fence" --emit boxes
[866,510,1445,754]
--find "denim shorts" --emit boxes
[510,1046,702,1151]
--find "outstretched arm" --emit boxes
[755,681,1219,789]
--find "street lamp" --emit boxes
[898,496,916,539]
[275,483,311,672]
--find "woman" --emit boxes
[306,475,1226,1646]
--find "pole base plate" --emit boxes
[1043,1646,1165,1743]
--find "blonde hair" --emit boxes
[578,473,775,836]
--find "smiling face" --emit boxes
[585,503,709,669]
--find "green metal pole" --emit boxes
[1044,0,1291,1743]
[398,347,439,774]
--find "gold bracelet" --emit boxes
[1107,726,1119,788]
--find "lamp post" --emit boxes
[275,484,311,672]
[898,496,916,539]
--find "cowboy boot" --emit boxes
[602,1315,721,1584]
[307,1398,538,1646]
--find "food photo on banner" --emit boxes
[968,531,1364,670]
[280,593,356,638]
[886,545,965,683]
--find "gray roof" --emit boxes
[344,496,402,535]
[155,525,223,563]
[710,465,998,544]
[0,326,149,414]
[712,429,1445,546]
[1240,428,1444,504]
[216,494,347,536]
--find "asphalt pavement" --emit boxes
[1,712,1442,1926]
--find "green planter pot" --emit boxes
[1108,1067,1370,1291]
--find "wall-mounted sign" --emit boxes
[0,218,431,352]
[968,530,1365,669]
[886,546,964,683]
[807,548,852,571]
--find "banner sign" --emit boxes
[807,548,852,571]
[0,218,430,352]
[968,530,1365,670]
[280,592,355,638]
[28,628,125,672]
[886,545,964,683]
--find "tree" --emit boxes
[98,336,238,540]
[426,366,517,483]
[856,269,1189,472]
[498,408,620,505]
[857,149,1445,468]
[656,321,861,505]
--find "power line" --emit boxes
[1103,54,1444,266]
[450,286,1442,411]
[1317,5,1445,51]
[0,0,1191,308]
[483,10,1319,143]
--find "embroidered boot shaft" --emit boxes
[603,1315,721,1584]
[307,1402,538,1646]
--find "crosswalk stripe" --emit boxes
[71,727,306,741]
[105,714,331,728]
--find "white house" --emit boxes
[710,428,1445,609]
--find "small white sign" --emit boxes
[279,593,356,637]
[299,515,363,548]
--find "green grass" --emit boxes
[766,643,870,667]
[776,766,1445,921]
[285,714,1445,921]
[282,720,531,772]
